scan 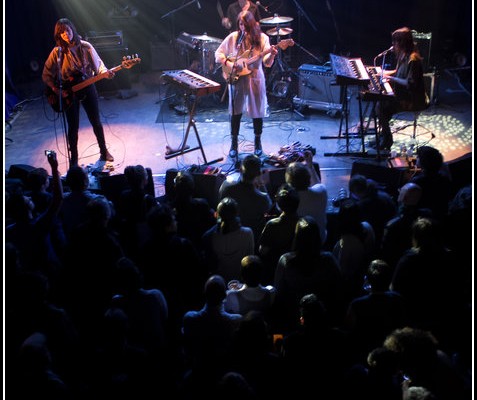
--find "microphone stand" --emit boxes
[57,48,72,168]
[161,0,198,19]
[290,0,317,32]
[293,41,322,64]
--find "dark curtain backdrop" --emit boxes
[5,0,472,94]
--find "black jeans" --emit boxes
[65,84,107,162]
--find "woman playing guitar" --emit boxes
[42,18,116,167]
[215,10,280,159]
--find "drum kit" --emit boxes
[174,14,294,78]
[176,32,223,77]
[260,14,294,38]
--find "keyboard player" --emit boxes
[372,26,428,151]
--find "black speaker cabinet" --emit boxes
[164,168,225,209]
[351,161,411,199]
[412,31,432,72]
[7,164,36,184]
[293,64,343,113]
[95,47,132,95]
[98,167,155,207]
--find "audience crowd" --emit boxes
[5,147,472,399]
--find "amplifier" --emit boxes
[293,64,342,114]
[85,31,124,49]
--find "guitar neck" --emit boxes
[72,64,123,92]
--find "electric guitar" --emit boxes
[222,39,294,84]
[46,54,141,112]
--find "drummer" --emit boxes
[222,0,261,31]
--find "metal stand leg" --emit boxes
[164,93,223,166]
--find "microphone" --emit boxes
[376,46,393,57]
[196,0,201,9]
[256,1,268,12]
[236,30,245,47]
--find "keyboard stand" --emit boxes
[164,93,223,166]
[321,85,366,157]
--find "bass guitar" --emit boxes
[46,54,141,112]
[222,39,294,84]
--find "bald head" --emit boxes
[398,182,422,206]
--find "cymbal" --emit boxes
[260,15,293,24]
[192,34,222,42]
[266,27,293,36]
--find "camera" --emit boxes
[44,150,55,156]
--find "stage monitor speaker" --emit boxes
[98,167,155,207]
[350,161,410,199]
[192,173,226,209]
[265,162,321,198]
[295,64,342,112]
[164,168,225,209]
[95,47,132,94]
[7,164,36,184]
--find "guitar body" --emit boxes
[222,39,294,84]
[45,54,141,112]
[222,50,254,83]
[45,86,74,113]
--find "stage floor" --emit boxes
[5,68,472,207]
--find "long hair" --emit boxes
[392,26,421,60]
[237,10,261,48]
[54,18,81,49]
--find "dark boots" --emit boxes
[97,139,114,162]
[253,118,263,156]
[229,114,242,158]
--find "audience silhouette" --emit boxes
[5,152,472,399]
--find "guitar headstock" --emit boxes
[122,54,141,69]
[277,39,295,50]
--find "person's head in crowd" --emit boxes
[86,195,113,227]
[124,164,148,190]
[364,259,393,293]
[416,146,443,175]
[173,170,195,199]
[299,293,329,329]
[411,217,441,250]
[146,203,177,234]
[241,154,262,182]
[292,215,322,254]
[113,256,144,295]
[383,326,439,381]
[349,174,369,199]
[6,188,35,222]
[27,167,49,192]
[285,162,311,190]
[240,255,263,287]
[216,197,241,233]
[403,385,436,400]
[65,165,89,191]
[204,275,227,306]
[398,182,423,207]
[336,198,364,237]
[275,183,300,214]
